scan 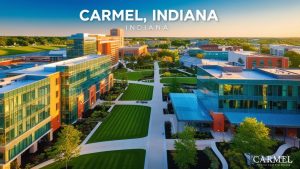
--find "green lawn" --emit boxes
[88,105,151,143]
[160,77,197,85]
[114,69,154,81]
[43,149,145,169]
[120,84,153,100]
[0,46,64,56]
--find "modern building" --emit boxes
[67,29,124,65]
[118,45,148,59]
[0,54,113,168]
[170,65,300,137]
[228,51,289,69]
[110,28,125,47]
[270,44,300,56]
[67,33,97,58]
[188,48,228,60]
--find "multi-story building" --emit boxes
[0,73,60,169]
[110,28,124,47]
[67,33,97,58]
[270,44,300,56]
[188,48,228,60]
[118,45,148,59]
[228,51,289,69]
[0,54,113,168]
[170,65,300,137]
[67,29,124,65]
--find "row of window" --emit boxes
[219,99,299,111]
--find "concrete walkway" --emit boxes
[145,61,168,169]
[81,138,148,155]
[211,141,229,169]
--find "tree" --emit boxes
[0,38,6,46]
[52,125,82,169]
[174,126,197,169]
[285,51,300,68]
[231,118,275,164]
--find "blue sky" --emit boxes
[0,0,300,37]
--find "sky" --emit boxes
[0,0,300,37]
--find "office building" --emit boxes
[67,33,97,58]
[118,45,148,59]
[188,48,228,60]
[0,54,113,168]
[170,65,300,137]
[67,29,124,65]
[228,51,289,69]
[270,44,300,56]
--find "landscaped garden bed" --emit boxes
[21,104,111,169]
[42,149,146,169]
[160,68,194,77]
[100,82,127,101]
[216,140,284,169]
[167,149,220,169]
[87,105,151,143]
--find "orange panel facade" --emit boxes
[287,128,297,137]
[108,74,114,90]
[89,85,96,107]
[210,112,225,132]
[100,80,106,94]
[51,115,61,131]
[77,93,84,119]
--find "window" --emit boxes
[56,91,59,98]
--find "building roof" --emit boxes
[224,112,300,128]
[202,67,275,80]
[169,93,212,122]
[11,54,106,76]
[0,75,47,93]
[200,67,300,80]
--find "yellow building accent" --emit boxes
[49,72,61,131]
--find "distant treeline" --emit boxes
[0,36,67,46]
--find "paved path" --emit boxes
[211,141,229,169]
[145,61,167,169]
[81,138,147,155]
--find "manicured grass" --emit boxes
[120,84,153,100]
[43,149,145,169]
[88,105,151,143]
[0,46,63,56]
[114,69,154,81]
[160,77,197,85]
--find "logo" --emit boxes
[252,155,293,167]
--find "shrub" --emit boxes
[203,148,220,169]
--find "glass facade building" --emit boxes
[197,66,300,113]
[0,54,112,168]
[0,75,54,165]
[57,55,111,124]
[67,33,97,58]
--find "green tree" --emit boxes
[285,51,300,68]
[0,38,6,46]
[52,125,82,169]
[273,150,300,169]
[231,118,275,164]
[174,126,197,169]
